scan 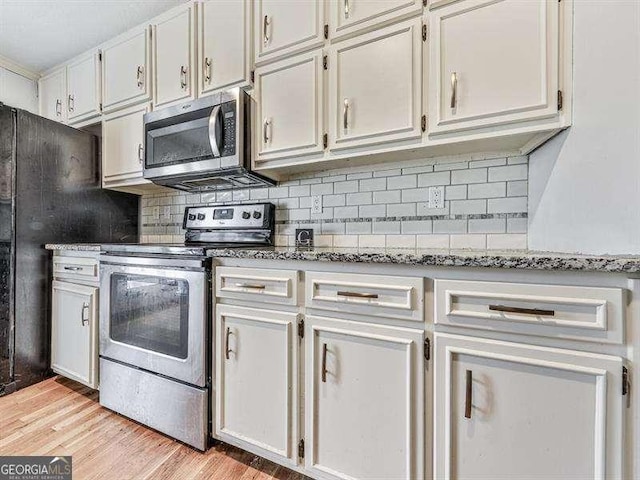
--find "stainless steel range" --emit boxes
[98,203,275,450]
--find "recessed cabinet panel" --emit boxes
[51,281,98,388]
[329,18,423,151]
[39,68,66,122]
[254,0,325,65]
[67,53,101,123]
[329,0,423,40]
[216,305,299,466]
[199,0,251,96]
[102,26,151,112]
[434,334,624,479]
[255,50,324,162]
[306,316,424,480]
[102,102,151,189]
[153,5,195,108]
[429,0,559,134]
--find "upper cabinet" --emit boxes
[102,25,151,113]
[152,3,196,109]
[328,17,423,152]
[428,0,560,135]
[0,67,38,114]
[39,67,67,123]
[67,52,101,124]
[254,0,325,65]
[328,0,423,40]
[198,0,252,96]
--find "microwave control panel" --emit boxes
[218,101,236,157]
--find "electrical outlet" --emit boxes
[160,206,171,220]
[311,195,323,214]
[428,186,444,209]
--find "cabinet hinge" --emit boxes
[297,314,305,339]
[557,90,563,111]
[622,366,629,396]
[421,115,427,132]
[324,24,329,40]
[298,439,305,459]
[98,52,102,62]
[250,70,255,83]
[323,55,328,70]
[424,337,431,362]
[323,133,328,149]
[422,24,427,42]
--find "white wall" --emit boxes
[528,0,640,255]
[0,66,38,114]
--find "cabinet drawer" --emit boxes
[434,279,624,344]
[216,267,299,306]
[306,271,424,322]
[53,257,99,281]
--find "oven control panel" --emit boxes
[183,203,274,230]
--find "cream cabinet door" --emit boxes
[429,0,560,135]
[328,0,423,40]
[102,25,151,113]
[199,0,252,96]
[39,68,66,122]
[434,333,624,479]
[51,281,98,389]
[102,103,151,189]
[254,0,325,65]
[215,305,299,467]
[153,4,196,108]
[305,316,424,480]
[67,52,101,124]
[0,68,37,113]
[328,17,423,151]
[255,50,324,163]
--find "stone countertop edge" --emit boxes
[206,248,640,274]
[45,244,102,252]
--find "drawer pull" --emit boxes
[234,283,266,290]
[63,266,83,271]
[321,343,328,383]
[489,305,555,317]
[337,291,379,299]
[464,369,472,419]
[225,326,232,360]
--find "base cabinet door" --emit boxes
[39,68,66,122]
[51,281,98,388]
[199,0,252,96]
[67,52,101,124]
[434,333,624,479]
[215,305,299,467]
[305,316,424,480]
[429,0,560,135]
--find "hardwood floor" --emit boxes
[0,376,306,480]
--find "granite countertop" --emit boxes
[45,243,640,273]
[207,246,640,273]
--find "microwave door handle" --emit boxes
[208,104,222,158]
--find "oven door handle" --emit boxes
[208,104,222,158]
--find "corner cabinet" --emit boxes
[39,67,67,123]
[434,333,624,479]
[152,3,196,109]
[101,25,151,113]
[198,0,252,97]
[428,0,561,135]
[305,316,425,480]
[215,305,300,467]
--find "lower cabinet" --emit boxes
[51,280,99,389]
[434,333,624,479]
[215,304,300,467]
[305,315,425,480]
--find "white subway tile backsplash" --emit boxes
[142,154,529,249]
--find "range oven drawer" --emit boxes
[99,358,208,451]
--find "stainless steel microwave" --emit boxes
[143,88,275,192]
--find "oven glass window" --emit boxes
[110,274,189,359]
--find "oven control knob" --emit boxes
[188,214,196,221]
[253,211,262,219]
[242,211,251,219]
[197,213,206,220]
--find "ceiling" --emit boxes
[0,0,186,73]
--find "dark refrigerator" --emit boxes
[0,104,139,395]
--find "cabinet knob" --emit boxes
[204,57,212,84]
[343,98,349,131]
[321,343,328,383]
[263,118,271,145]
[464,369,472,419]
[81,302,90,326]
[68,94,74,113]
[55,99,62,116]
[138,143,144,164]
[180,65,188,90]
[137,65,144,88]
[450,72,458,110]
[225,326,232,360]
[263,15,270,45]
[344,0,350,19]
